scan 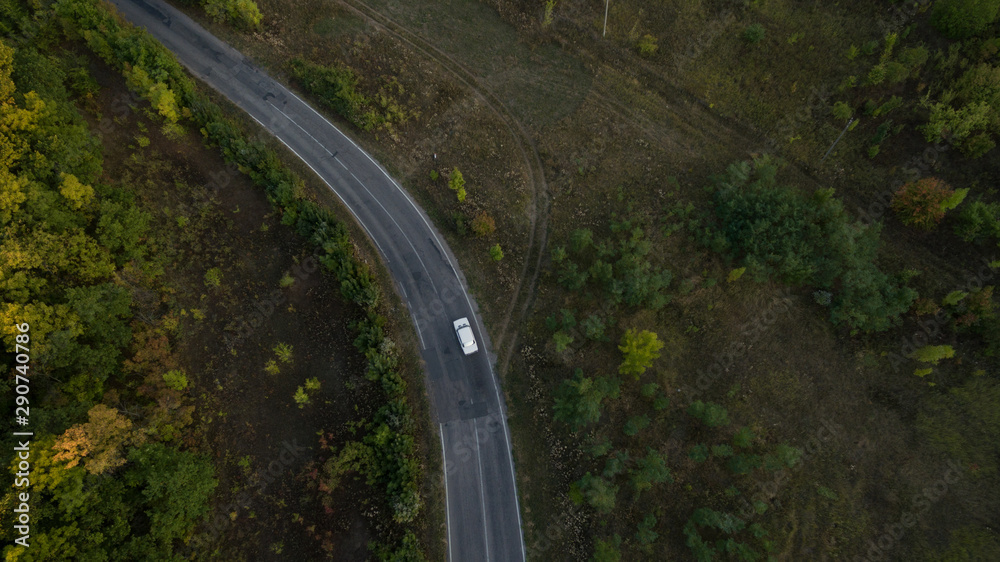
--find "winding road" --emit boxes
[107,0,527,559]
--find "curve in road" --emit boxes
[107,0,527,559]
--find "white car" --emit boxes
[453,317,479,355]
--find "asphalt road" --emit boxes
[106,1,527,559]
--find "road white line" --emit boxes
[267,101,333,156]
[335,157,440,296]
[411,307,427,350]
[473,418,491,562]
[245,113,390,261]
[440,424,453,562]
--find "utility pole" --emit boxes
[603,0,609,37]
[822,117,855,162]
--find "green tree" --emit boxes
[630,448,672,492]
[688,400,730,428]
[617,328,663,378]
[124,443,218,548]
[932,0,1000,39]
[204,267,222,287]
[689,443,710,463]
[581,314,607,341]
[831,101,853,121]
[489,243,503,262]
[591,534,622,562]
[707,156,915,332]
[274,342,293,363]
[955,200,1000,242]
[162,369,188,391]
[553,330,574,352]
[742,24,766,44]
[569,228,593,253]
[449,167,467,202]
[553,369,621,430]
[635,514,658,548]
[624,414,651,436]
[576,472,618,513]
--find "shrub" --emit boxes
[470,211,495,237]
[637,34,658,57]
[892,178,955,229]
[618,329,664,378]
[911,344,956,364]
[203,0,263,30]
[274,342,293,363]
[831,101,853,121]
[553,331,574,352]
[689,444,710,463]
[732,426,755,448]
[162,369,188,391]
[630,448,671,491]
[449,167,467,202]
[581,314,607,341]
[204,267,222,287]
[873,96,904,117]
[688,400,730,427]
[866,64,887,86]
[742,24,766,44]
[711,444,734,458]
[942,188,970,212]
[542,0,555,27]
[576,472,618,513]
[885,61,910,83]
[635,514,658,546]
[897,45,929,70]
[293,386,310,407]
[288,58,371,130]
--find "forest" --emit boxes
[1,0,432,559]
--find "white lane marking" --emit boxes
[473,418,491,562]
[335,157,439,296]
[440,424,453,562]
[267,101,332,156]
[411,307,427,350]
[269,80,525,561]
[245,113,389,261]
